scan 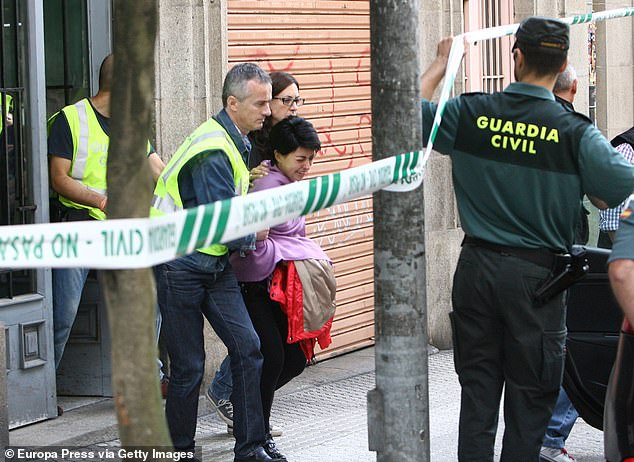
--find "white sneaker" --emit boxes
[227,424,283,437]
[540,446,576,462]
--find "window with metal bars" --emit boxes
[464,0,513,93]
[1,0,36,299]
[43,0,90,116]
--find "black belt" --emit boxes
[462,236,557,269]
[239,280,268,290]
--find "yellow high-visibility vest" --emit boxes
[0,93,13,135]
[49,98,152,220]
[54,99,110,220]
[150,117,249,256]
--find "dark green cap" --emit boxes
[514,17,569,52]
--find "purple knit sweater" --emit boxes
[229,162,330,282]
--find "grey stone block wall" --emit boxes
[419,0,465,350]
[594,0,634,139]
[1,321,8,451]
[154,0,227,161]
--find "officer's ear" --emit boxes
[557,58,568,75]
[226,95,240,114]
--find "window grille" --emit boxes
[1,0,36,299]
[464,0,513,93]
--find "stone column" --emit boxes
[154,0,227,160]
[154,0,229,386]
[0,322,8,451]
[594,0,634,139]
[419,0,467,349]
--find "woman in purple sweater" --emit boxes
[230,117,329,461]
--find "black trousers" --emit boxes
[450,244,566,462]
[241,281,307,434]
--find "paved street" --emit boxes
[10,347,605,461]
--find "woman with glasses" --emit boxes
[248,72,305,176]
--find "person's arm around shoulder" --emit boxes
[249,161,270,188]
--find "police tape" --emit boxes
[0,153,419,268]
[1,7,633,269]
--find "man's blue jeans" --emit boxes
[52,267,90,369]
[155,254,265,457]
[543,388,579,448]
[209,355,232,401]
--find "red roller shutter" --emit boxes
[228,1,374,359]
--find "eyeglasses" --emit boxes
[273,96,305,107]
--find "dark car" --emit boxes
[564,246,634,462]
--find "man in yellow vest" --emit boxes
[48,54,165,372]
[151,63,282,462]
[1,92,12,136]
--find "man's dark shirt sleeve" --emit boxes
[48,112,74,160]
[179,150,255,252]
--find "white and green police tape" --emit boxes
[0,153,418,268]
[1,7,632,269]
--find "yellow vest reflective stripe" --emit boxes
[58,99,109,220]
[150,118,249,256]
[0,93,12,135]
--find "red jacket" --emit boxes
[270,261,334,361]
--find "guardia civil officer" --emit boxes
[420,18,634,461]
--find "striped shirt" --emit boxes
[600,142,634,231]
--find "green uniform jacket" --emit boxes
[422,82,634,252]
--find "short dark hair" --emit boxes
[98,54,114,92]
[222,63,271,107]
[269,117,321,164]
[514,43,567,77]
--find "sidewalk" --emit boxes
[9,347,604,461]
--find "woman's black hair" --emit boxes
[269,117,321,165]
